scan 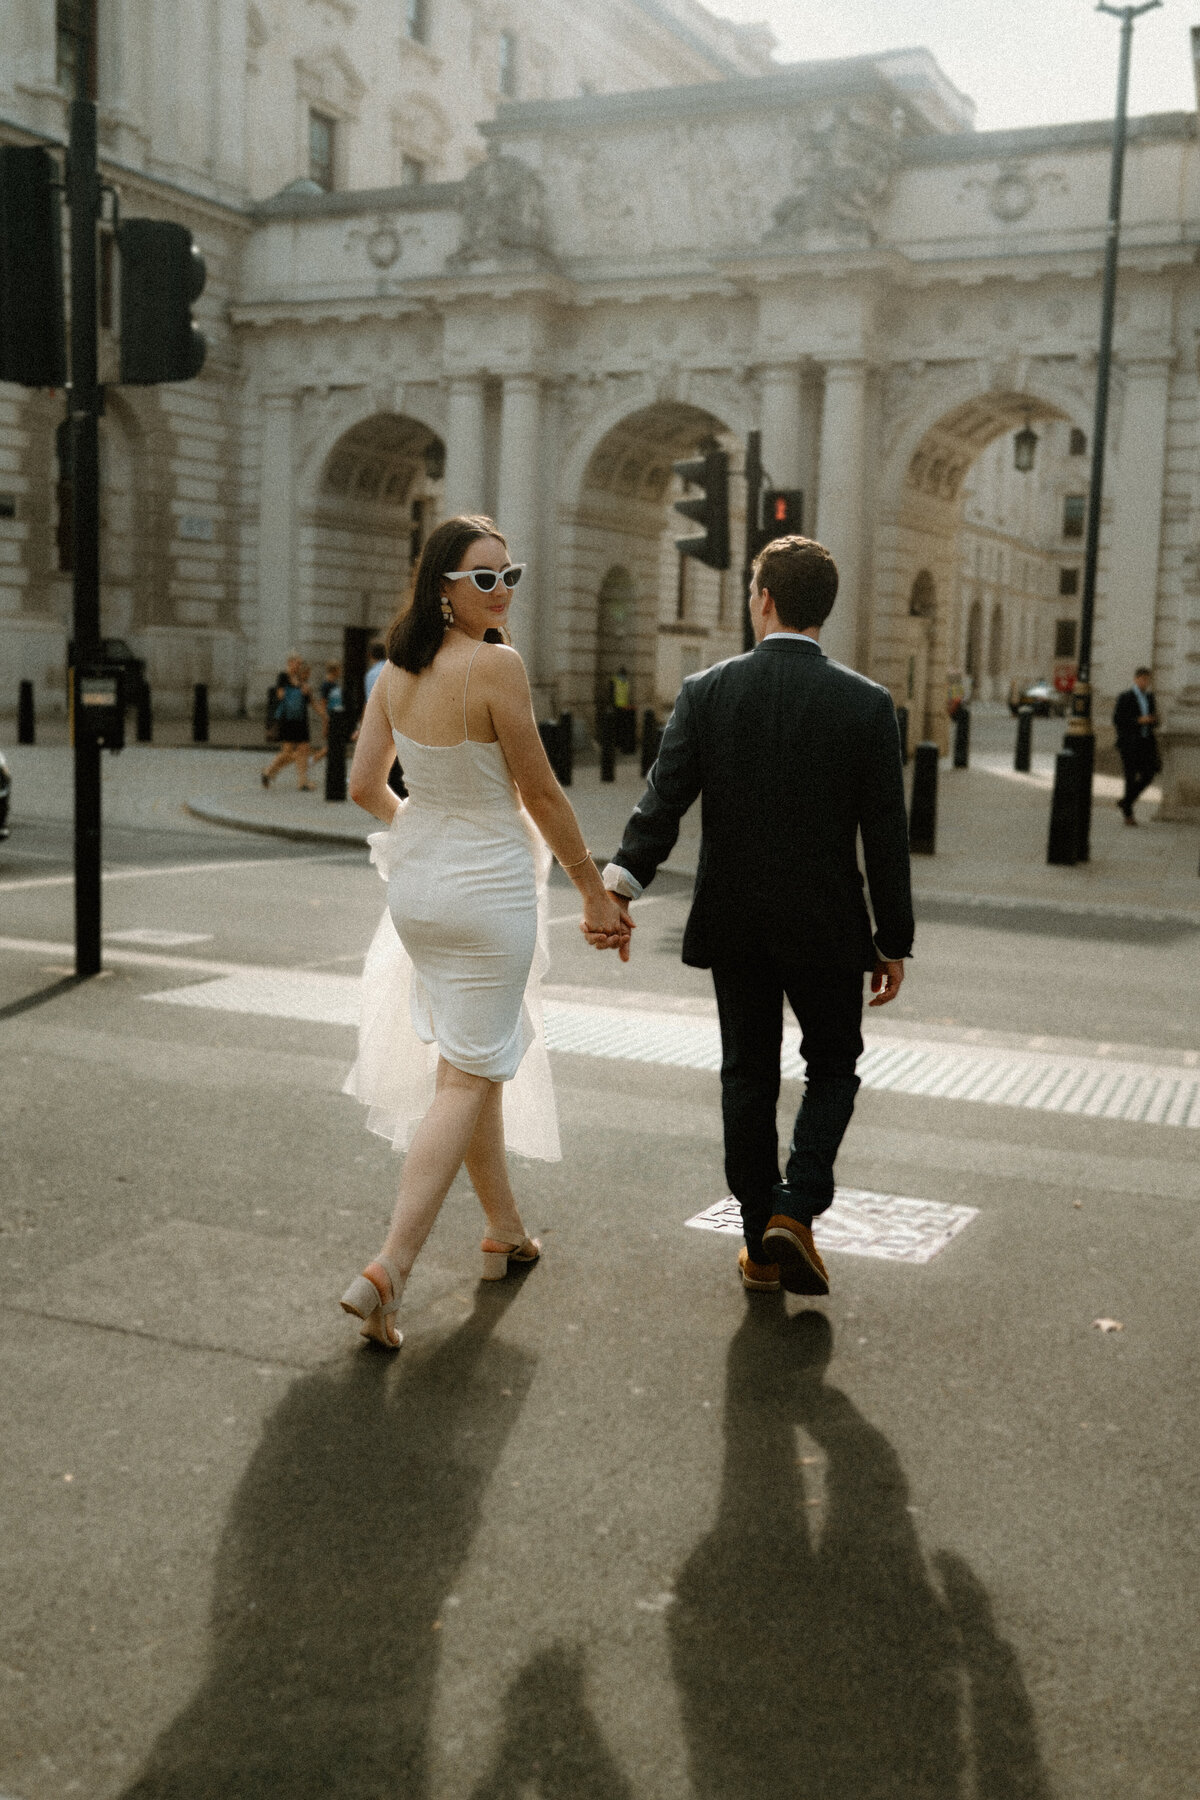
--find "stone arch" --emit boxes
[299,409,446,660]
[555,398,741,722]
[871,374,1091,748]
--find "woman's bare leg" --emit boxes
[294,744,312,788]
[464,1083,528,1244]
[377,1058,491,1276]
[263,744,296,781]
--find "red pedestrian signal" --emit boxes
[763,489,804,538]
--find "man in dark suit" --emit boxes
[1112,666,1160,825]
[596,536,913,1296]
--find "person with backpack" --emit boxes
[262,655,316,790]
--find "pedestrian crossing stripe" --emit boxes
[143,970,1200,1130]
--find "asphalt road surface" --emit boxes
[1,815,1197,1799]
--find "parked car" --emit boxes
[0,747,10,839]
[1009,678,1067,718]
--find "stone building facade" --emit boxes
[3,5,1200,812]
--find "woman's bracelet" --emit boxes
[560,847,593,872]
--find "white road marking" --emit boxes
[136,971,1200,1131]
[0,851,351,894]
[106,928,214,947]
[686,1192,979,1264]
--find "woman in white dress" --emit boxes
[339,515,629,1348]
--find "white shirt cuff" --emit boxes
[601,862,643,900]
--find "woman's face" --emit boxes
[442,535,514,639]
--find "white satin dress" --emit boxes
[343,646,561,1162]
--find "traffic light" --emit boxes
[762,489,804,539]
[672,448,730,570]
[0,145,66,387]
[117,218,206,384]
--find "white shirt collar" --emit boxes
[763,631,820,646]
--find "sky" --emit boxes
[712,0,1198,130]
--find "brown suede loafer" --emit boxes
[738,1247,781,1291]
[761,1214,830,1296]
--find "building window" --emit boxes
[403,0,428,43]
[400,155,425,186]
[1058,567,1079,597]
[308,111,336,191]
[1069,427,1088,456]
[57,0,96,99]
[498,30,518,97]
[1054,619,1078,660]
[675,553,690,622]
[1062,494,1086,539]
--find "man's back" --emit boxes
[617,639,913,972]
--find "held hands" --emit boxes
[581,890,635,962]
[869,958,905,1007]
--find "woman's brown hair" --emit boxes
[385,514,509,674]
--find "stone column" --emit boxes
[814,361,868,669]
[255,393,297,682]
[442,377,486,517]
[1095,356,1171,695]
[760,365,803,493]
[496,375,541,673]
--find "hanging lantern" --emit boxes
[1013,416,1038,473]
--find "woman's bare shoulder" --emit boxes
[476,641,527,686]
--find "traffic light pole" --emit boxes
[68,99,103,977]
[742,429,763,654]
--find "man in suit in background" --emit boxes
[1112,666,1160,825]
[598,536,914,1296]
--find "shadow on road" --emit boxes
[469,1642,635,1800]
[668,1302,1051,1800]
[121,1281,535,1800]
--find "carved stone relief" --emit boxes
[450,153,552,266]
[958,163,1068,222]
[767,99,903,248]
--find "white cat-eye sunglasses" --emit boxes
[444,563,525,593]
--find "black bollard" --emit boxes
[324,709,348,802]
[136,684,153,742]
[1046,749,1079,866]
[600,708,617,783]
[952,704,971,769]
[908,740,939,855]
[17,679,35,745]
[1014,705,1033,773]
[895,704,909,766]
[557,710,573,787]
[192,682,209,744]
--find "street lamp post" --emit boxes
[1048,0,1161,866]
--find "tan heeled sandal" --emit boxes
[340,1254,406,1348]
[480,1235,541,1281]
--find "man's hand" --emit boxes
[581,892,636,962]
[869,958,905,1007]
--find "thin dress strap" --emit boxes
[462,640,485,742]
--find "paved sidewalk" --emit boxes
[4,715,1197,920]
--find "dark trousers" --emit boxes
[711,954,864,1263]
[1119,741,1157,816]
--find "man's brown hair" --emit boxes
[752,535,839,631]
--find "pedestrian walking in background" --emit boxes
[363,642,387,700]
[310,661,344,767]
[1113,666,1160,825]
[262,656,316,790]
[596,535,913,1298]
[609,664,636,752]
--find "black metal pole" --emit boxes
[1059,0,1161,864]
[742,428,762,654]
[68,99,102,978]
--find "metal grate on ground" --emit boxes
[144,972,1200,1131]
[687,1192,979,1264]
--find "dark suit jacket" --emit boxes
[611,637,914,973]
[1112,687,1158,750]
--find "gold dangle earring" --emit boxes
[440,594,453,629]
